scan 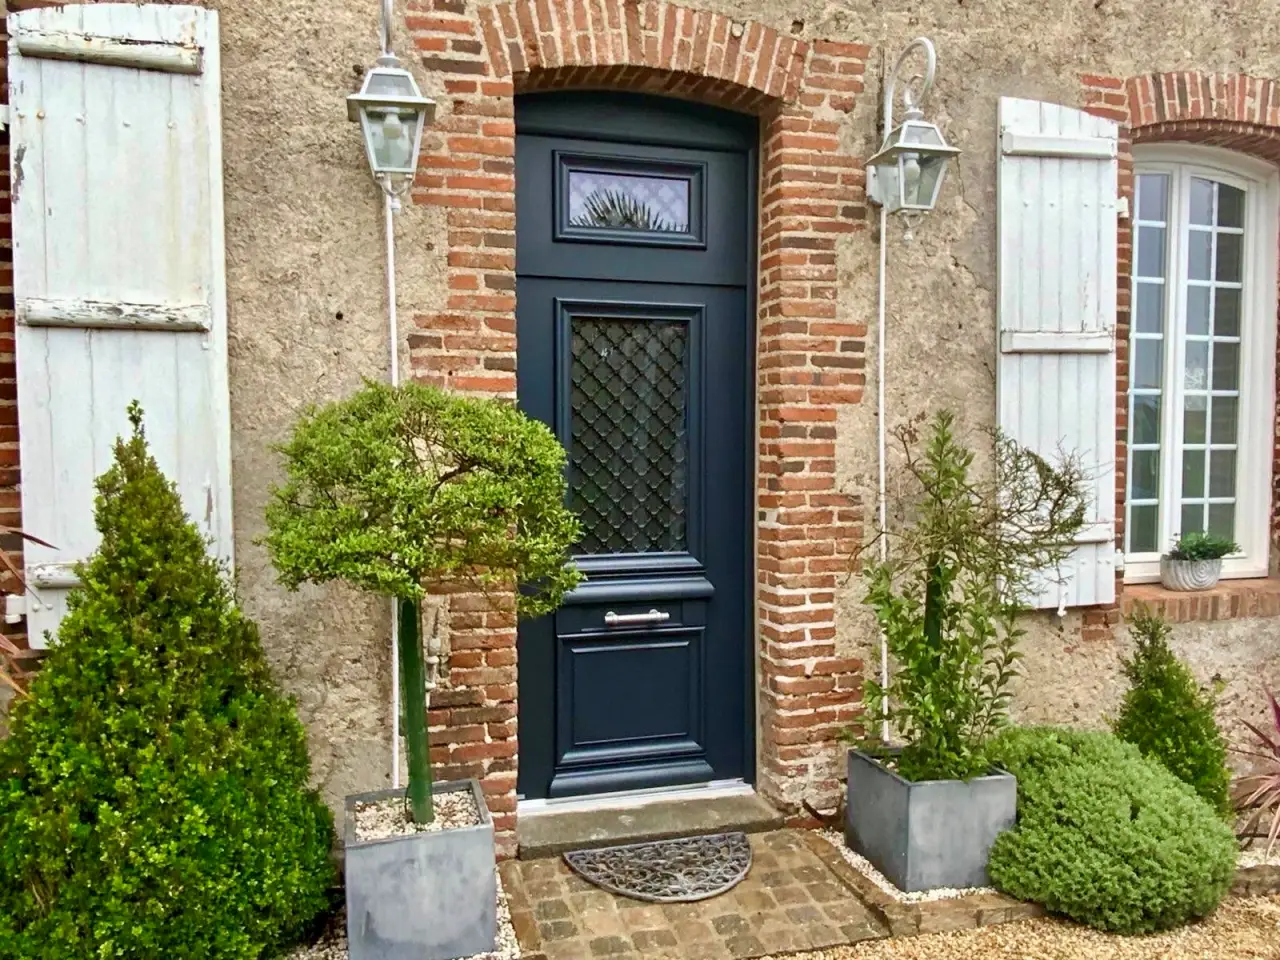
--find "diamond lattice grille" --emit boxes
[570,317,688,555]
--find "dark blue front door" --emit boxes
[515,92,757,800]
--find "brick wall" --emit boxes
[406,0,872,851]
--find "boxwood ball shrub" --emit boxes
[1114,606,1232,816]
[0,406,335,959]
[987,727,1236,934]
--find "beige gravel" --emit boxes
[776,895,1280,960]
[352,787,480,842]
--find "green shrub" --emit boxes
[0,407,335,959]
[1114,606,1231,815]
[1167,531,1238,561]
[987,727,1237,934]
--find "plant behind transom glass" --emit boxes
[851,410,1086,782]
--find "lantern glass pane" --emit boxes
[362,107,417,174]
[365,70,418,98]
[875,162,903,212]
[918,157,948,209]
[903,121,946,148]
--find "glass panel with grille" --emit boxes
[569,317,688,555]
[567,170,691,234]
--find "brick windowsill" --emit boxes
[1121,576,1280,623]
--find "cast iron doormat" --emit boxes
[562,832,753,902]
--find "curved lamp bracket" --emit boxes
[882,36,938,137]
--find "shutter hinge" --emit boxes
[1117,196,1130,219]
[1114,549,1126,574]
[4,592,26,624]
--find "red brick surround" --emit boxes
[408,0,871,855]
[1080,71,1280,636]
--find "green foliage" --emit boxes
[1167,531,1238,561]
[855,411,1086,782]
[1114,606,1231,815]
[0,406,335,959]
[987,726,1237,934]
[265,379,582,616]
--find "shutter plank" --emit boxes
[998,97,1119,610]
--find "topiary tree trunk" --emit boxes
[398,596,434,823]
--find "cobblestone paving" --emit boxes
[502,831,888,960]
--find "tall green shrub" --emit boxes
[988,727,1237,934]
[1114,606,1232,815]
[265,380,581,822]
[855,411,1086,781]
[0,407,335,959]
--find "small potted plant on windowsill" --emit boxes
[1160,532,1239,592]
[265,380,581,960]
[843,411,1086,893]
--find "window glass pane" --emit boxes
[1129,504,1159,553]
[1132,339,1163,389]
[1187,231,1212,280]
[1214,287,1241,337]
[1190,177,1215,225]
[1137,226,1167,279]
[1184,341,1209,391]
[1132,394,1161,445]
[1210,395,1238,444]
[1180,503,1205,537]
[1138,174,1169,221]
[1135,282,1164,334]
[1216,232,1243,283]
[1207,503,1235,540]
[1131,449,1160,500]
[568,171,691,233]
[1185,286,1210,335]
[1182,395,1207,444]
[1218,184,1245,228]
[1209,450,1236,498]
[1181,449,1206,500]
[1212,342,1240,391]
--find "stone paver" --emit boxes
[501,830,888,960]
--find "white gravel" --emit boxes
[286,883,520,960]
[818,829,994,903]
[353,788,481,842]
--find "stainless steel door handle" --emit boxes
[604,609,670,627]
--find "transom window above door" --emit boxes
[1124,146,1279,581]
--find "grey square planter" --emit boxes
[844,749,1016,893]
[344,780,497,960]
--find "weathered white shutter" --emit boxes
[997,97,1119,610]
[9,5,231,647]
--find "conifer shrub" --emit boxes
[0,407,335,959]
[1114,606,1232,816]
[987,726,1237,934]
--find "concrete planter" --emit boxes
[344,780,497,960]
[844,749,1016,893]
[1160,556,1223,591]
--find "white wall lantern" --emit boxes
[866,39,959,217]
[347,51,435,200]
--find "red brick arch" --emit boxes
[1080,70,1280,631]
[407,1,872,855]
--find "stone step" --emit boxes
[517,792,785,859]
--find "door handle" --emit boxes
[603,609,670,627]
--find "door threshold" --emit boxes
[518,779,754,816]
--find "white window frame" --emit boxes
[1125,144,1278,583]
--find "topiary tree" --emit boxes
[988,726,1237,934]
[851,411,1087,782]
[1114,605,1232,816]
[264,380,581,823]
[0,406,335,959]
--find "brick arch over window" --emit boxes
[1079,70,1280,631]
[408,1,871,854]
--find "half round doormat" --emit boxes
[562,832,753,902]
